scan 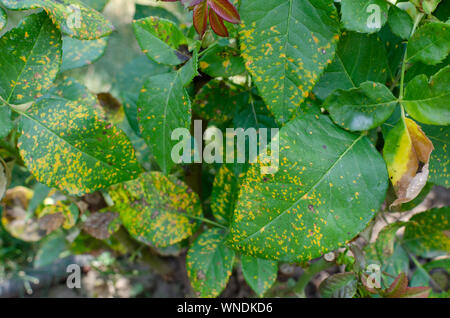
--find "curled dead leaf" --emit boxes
[383,118,434,208]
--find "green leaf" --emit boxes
[0,12,62,105]
[401,66,450,126]
[387,5,413,40]
[134,4,179,23]
[410,259,450,290]
[186,228,235,298]
[375,222,406,259]
[18,84,141,196]
[138,71,191,174]
[81,0,108,11]
[193,80,250,124]
[34,234,67,268]
[45,76,98,107]
[211,164,241,225]
[406,22,450,65]
[410,0,442,15]
[199,45,245,78]
[319,272,357,298]
[241,255,278,297]
[323,82,397,131]
[239,0,340,124]
[0,0,113,40]
[133,16,190,66]
[340,0,389,34]
[422,125,449,187]
[228,114,388,262]
[61,36,108,71]
[115,56,171,136]
[0,6,6,32]
[313,32,389,100]
[0,106,13,138]
[110,172,202,248]
[403,207,450,258]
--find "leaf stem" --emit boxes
[293,257,335,297]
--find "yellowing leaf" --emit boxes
[383,118,434,207]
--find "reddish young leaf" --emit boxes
[193,1,208,37]
[401,286,431,298]
[209,9,228,37]
[207,0,240,24]
[384,272,408,297]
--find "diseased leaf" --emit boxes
[319,272,357,298]
[313,32,389,100]
[410,0,442,15]
[186,228,235,298]
[211,164,241,225]
[421,125,449,187]
[383,118,434,207]
[109,172,202,248]
[115,56,170,136]
[0,6,6,32]
[138,71,191,174]
[18,84,141,196]
[228,114,388,262]
[239,0,340,124]
[46,76,98,106]
[403,207,450,258]
[133,16,190,66]
[0,0,113,40]
[402,66,450,126]
[241,255,278,297]
[0,12,62,105]
[83,210,119,239]
[323,82,397,131]
[388,5,413,40]
[61,36,108,71]
[199,45,245,78]
[36,202,79,233]
[406,22,450,65]
[340,0,388,34]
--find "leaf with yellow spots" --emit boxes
[239,0,340,124]
[61,35,109,72]
[227,114,388,262]
[313,32,389,100]
[0,6,6,32]
[18,94,141,196]
[133,16,190,66]
[186,228,235,298]
[0,12,62,105]
[323,82,398,131]
[403,207,450,258]
[383,118,434,207]
[137,63,195,174]
[109,172,202,248]
[0,0,113,40]
[340,0,388,34]
[81,0,108,12]
[406,22,450,66]
[421,125,449,188]
[241,255,278,297]
[401,66,450,126]
[199,45,245,78]
[211,164,241,225]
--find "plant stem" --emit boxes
[293,257,334,297]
